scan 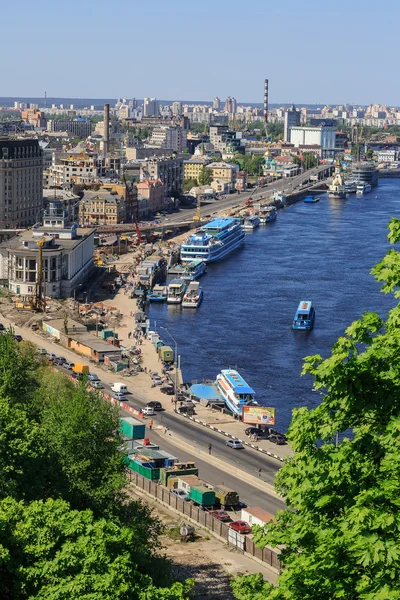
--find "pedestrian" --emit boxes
[258,468,262,478]
[149,419,153,431]
[208,444,212,455]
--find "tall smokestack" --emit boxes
[104,103,110,157]
[263,79,269,129]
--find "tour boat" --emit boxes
[292,300,315,331]
[215,369,258,417]
[242,215,261,230]
[167,279,187,304]
[356,182,372,195]
[180,218,245,263]
[181,259,207,281]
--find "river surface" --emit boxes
[148,179,400,432]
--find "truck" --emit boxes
[73,363,89,374]
[213,485,240,510]
[111,382,128,394]
[188,485,216,508]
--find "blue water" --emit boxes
[148,180,400,431]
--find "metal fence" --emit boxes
[127,470,281,572]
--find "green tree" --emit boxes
[366,147,374,160]
[198,167,213,186]
[183,178,198,192]
[233,219,400,600]
[0,497,192,600]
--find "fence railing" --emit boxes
[127,470,281,572]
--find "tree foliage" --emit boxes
[233,218,400,600]
[197,167,213,186]
[0,338,190,599]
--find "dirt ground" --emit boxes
[126,485,277,600]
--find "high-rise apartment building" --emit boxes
[284,105,301,142]
[150,126,187,152]
[213,97,221,110]
[0,138,43,228]
[143,98,159,117]
[172,101,182,116]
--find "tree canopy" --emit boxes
[234,218,400,600]
[198,167,213,186]
[0,336,190,599]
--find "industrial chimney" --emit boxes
[263,79,269,129]
[103,103,110,157]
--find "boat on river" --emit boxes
[182,281,203,308]
[258,206,277,223]
[148,285,168,302]
[356,182,372,195]
[181,259,207,281]
[180,218,245,263]
[215,369,258,417]
[304,196,320,203]
[292,300,315,331]
[167,279,187,304]
[242,215,261,230]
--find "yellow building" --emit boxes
[79,191,128,225]
[183,158,211,181]
[207,162,237,190]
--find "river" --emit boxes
[148,179,400,432]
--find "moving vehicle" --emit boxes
[87,373,100,381]
[180,218,245,263]
[182,281,204,308]
[303,195,319,203]
[215,369,258,417]
[73,363,90,374]
[160,385,175,395]
[146,401,163,411]
[167,279,187,304]
[229,521,252,534]
[208,510,232,522]
[111,383,128,394]
[292,300,315,331]
[142,406,155,416]
[226,439,244,450]
[112,392,126,401]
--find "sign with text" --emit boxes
[242,406,276,425]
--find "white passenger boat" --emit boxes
[356,182,372,195]
[148,285,168,302]
[215,369,258,417]
[242,215,261,230]
[167,278,187,304]
[182,281,203,308]
[180,218,245,263]
[181,259,207,281]
[258,206,277,223]
[345,180,357,194]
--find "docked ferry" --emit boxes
[215,369,258,417]
[181,259,207,281]
[292,300,315,331]
[356,182,372,195]
[182,281,203,308]
[180,218,245,263]
[167,279,187,304]
[258,205,277,223]
[242,215,261,230]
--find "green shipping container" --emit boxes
[126,457,160,481]
[120,417,146,440]
[189,486,216,507]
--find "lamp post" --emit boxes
[160,326,178,411]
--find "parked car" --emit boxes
[90,380,104,389]
[64,362,75,370]
[57,356,67,364]
[245,427,263,437]
[53,357,64,365]
[229,520,252,534]
[112,392,126,401]
[146,401,163,411]
[152,376,163,386]
[269,434,286,445]
[0,323,5,331]
[87,373,100,381]
[142,406,155,416]
[38,348,47,355]
[171,489,189,501]
[226,439,244,450]
[13,334,23,342]
[208,510,232,523]
[47,353,57,361]
[160,385,175,395]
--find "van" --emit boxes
[73,364,90,374]
[111,382,128,394]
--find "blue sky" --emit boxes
[3,0,398,105]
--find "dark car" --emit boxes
[209,510,232,523]
[147,401,163,411]
[13,334,23,342]
[245,427,263,437]
[269,434,286,445]
[160,385,175,395]
[0,323,5,331]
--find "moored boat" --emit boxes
[148,285,168,302]
[257,205,277,223]
[182,281,204,308]
[304,196,320,203]
[292,300,315,331]
[356,182,372,195]
[180,218,245,263]
[181,259,207,281]
[167,278,187,304]
[242,215,261,230]
[215,369,258,417]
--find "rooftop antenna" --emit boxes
[44,91,47,109]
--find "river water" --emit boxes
[148,179,400,432]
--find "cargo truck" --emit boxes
[213,485,240,510]
[73,364,89,374]
[188,485,216,508]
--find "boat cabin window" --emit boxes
[297,314,309,321]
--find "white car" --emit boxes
[90,380,104,389]
[171,489,189,500]
[142,406,155,416]
[112,393,126,401]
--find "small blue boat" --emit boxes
[304,196,320,203]
[292,300,315,330]
[148,285,168,302]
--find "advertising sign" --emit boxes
[242,406,276,425]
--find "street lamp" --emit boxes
[160,326,178,411]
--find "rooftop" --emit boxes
[243,507,275,523]
[0,227,95,253]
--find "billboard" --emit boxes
[242,406,276,425]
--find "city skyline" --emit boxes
[3,0,399,105]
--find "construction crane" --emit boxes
[123,176,142,244]
[30,237,46,312]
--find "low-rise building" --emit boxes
[141,154,184,198]
[183,157,212,181]
[376,150,397,163]
[207,162,237,191]
[21,109,47,128]
[0,205,94,299]
[47,118,92,137]
[235,171,248,190]
[136,179,164,216]
[79,191,128,225]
